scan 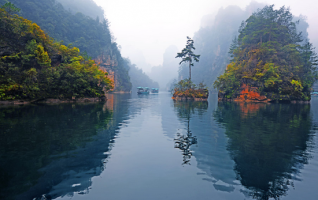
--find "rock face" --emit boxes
[218,84,270,102]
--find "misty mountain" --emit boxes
[127,59,159,91]
[56,0,105,20]
[148,45,179,91]
[178,2,312,90]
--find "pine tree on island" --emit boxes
[173,37,208,101]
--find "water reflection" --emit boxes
[213,102,315,199]
[173,101,208,165]
[0,96,129,200]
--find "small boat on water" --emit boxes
[151,88,159,93]
[137,87,149,94]
[311,92,318,96]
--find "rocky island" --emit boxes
[214,5,317,103]
[172,79,209,101]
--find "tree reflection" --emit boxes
[0,103,113,200]
[174,101,208,165]
[214,102,314,200]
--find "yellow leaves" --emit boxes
[291,80,303,91]
[0,53,21,60]
[26,68,37,77]
[255,72,264,78]
[35,45,51,67]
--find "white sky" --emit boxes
[93,0,318,71]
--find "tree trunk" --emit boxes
[189,60,191,89]
[189,61,191,81]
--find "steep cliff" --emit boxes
[214,5,318,102]
[0,8,113,101]
[0,0,132,92]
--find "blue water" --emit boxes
[1,93,318,200]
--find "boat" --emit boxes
[311,92,318,96]
[137,87,149,94]
[151,88,159,93]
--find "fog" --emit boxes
[93,0,318,73]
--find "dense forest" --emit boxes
[178,2,313,92]
[214,5,318,101]
[0,0,132,91]
[56,0,104,20]
[0,6,113,100]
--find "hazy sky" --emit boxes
[93,0,318,71]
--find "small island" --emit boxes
[213,5,318,103]
[172,79,208,101]
[173,37,209,101]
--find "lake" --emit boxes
[1,93,318,200]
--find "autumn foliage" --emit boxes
[214,5,318,101]
[172,79,208,99]
[0,8,113,100]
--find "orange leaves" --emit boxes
[237,84,267,101]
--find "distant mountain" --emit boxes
[149,45,179,91]
[179,2,311,91]
[56,0,105,20]
[127,59,159,92]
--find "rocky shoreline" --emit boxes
[218,84,311,103]
[172,96,208,101]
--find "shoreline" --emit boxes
[217,98,311,104]
[172,96,208,101]
[0,97,106,106]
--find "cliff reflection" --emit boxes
[0,96,129,200]
[173,101,208,165]
[214,102,314,199]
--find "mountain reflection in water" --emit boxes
[213,102,315,199]
[0,93,317,200]
[0,94,130,200]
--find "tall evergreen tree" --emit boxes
[176,36,200,82]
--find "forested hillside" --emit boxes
[0,7,112,100]
[0,0,131,91]
[214,5,318,101]
[56,0,104,20]
[178,2,312,90]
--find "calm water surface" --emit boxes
[1,93,318,200]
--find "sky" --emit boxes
[93,0,318,72]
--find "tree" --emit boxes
[214,5,318,101]
[176,36,200,82]
[1,1,20,16]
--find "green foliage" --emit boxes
[0,0,131,91]
[173,79,208,99]
[0,9,113,100]
[1,1,20,15]
[176,36,200,81]
[214,5,318,101]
